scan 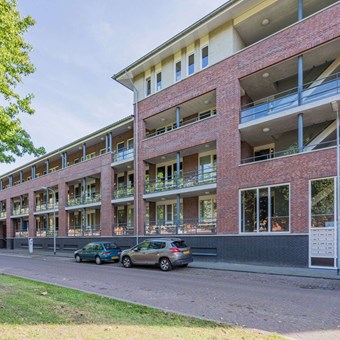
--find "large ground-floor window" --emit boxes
[310,178,334,228]
[240,184,290,233]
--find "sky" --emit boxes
[1,0,227,174]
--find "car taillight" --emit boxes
[103,252,110,255]
[169,247,181,253]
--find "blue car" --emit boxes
[74,242,122,265]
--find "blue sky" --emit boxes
[1,0,227,173]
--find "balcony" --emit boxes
[112,185,134,204]
[67,224,101,237]
[12,206,29,217]
[66,192,101,208]
[145,109,216,139]
[145,219,217,235]
[35,202,59,213]
[113,224,134,236]
[241,139,336,164]
[0,211,6,219]
[240,73,340,124]
[111,148,134,169]
[144,169,216,199]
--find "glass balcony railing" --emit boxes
[145,169,216,194]
[241,139,336,164]
[12,206,29,216]
[113,224,134,235]
[67,192,101,207]
[113,185,134,199]
[145,219,217,235]
[67,224,101,237]
[0,211,6,218]
[36,202,59,212]
[112,148,134,163]
[240,73,340,124]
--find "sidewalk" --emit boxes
[0,248,339,280]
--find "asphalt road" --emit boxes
[0,253,339,340]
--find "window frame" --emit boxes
[156,71,162,92]
[239,183,291,234]
[201,45,209,69]
[174,59,182,82]
[146,77,151,97]
[187,53,195,76]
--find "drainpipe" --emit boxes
[124,71,139,245]
[332,101,340,275]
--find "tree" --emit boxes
[0,0,45,163]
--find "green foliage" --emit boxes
[0,0,45,163]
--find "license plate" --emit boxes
[112,256,119,259]
[183,250,190,255]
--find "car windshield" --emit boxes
[172,240,187,248]
[103,243,118,250]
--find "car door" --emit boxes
[130,241,151,264]
[146,241,166,264]
[81,244,92,260]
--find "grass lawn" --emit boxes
[0,274,284,339]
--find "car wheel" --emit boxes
[159,257,172,271]
[122,256,132,268]
[95,256,102,265]
[75,254,82,263]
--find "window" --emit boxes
[201,46,209,68]
[146,77,151,96]
[188,54,194,75]
[175,60,181,81]
[311,178,334,228]
[156,72,162,91]
[200,199,217,222]
[240,184,289,233]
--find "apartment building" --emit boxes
[0,0,339,268]
[0,117,135,250]
[113,0,340,268]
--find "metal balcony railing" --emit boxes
[240,72,340,123]
[241,139,336,164]
[145,219,217,235]
[35,202,59,212]
[67,192,101,207]
[113,223,134,235]
[145,169,217,194]
[112,148,134,163]
[113,185,134,199]
[12,206,29,216]
[67,224,101,237]
[145,109,216,139]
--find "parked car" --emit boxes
[120,238,193,271]
[74,242,122,265]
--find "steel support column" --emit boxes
[176,107,180,128]
[298,113,304,153]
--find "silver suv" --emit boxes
[120,238,193,271]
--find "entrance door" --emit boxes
[309,178,337,268]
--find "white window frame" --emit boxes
[174,59,182,82]
[145,77,151,97]
[201,44,209,69]
[156,71,162,92]
[187,52,195,76]
[239,183,291,234]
